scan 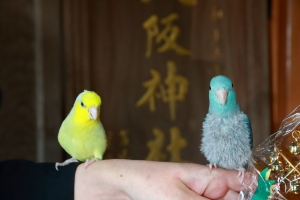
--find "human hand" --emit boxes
[74,159,255,200]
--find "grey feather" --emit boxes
[200,111,252,169]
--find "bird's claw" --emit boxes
[55,158,79,171]
[84,158,100,168]
[207,163,217,173]
[55,163,60,171]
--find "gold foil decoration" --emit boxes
[289,130,300,155]
[290,175,300,194]
[267,129,300,198]
[290,180,300,194]
[250,105,300,199]
[271,160,283,173]
[270,151,279,163]
[289,142,300,155]
[285,162,293,173]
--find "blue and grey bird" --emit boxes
[200,75,253,177]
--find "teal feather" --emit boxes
[244,115,253,149]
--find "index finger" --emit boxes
[178,164,257,199]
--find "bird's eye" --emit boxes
[81,102,85,107]
[232,84,234,88]
[209,86,211,90]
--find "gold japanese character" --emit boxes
[178,0,197,6]
[213,29,220,41]
[213,63,221,75]
[136,69,161,112]
[119,129,129,146]
[104,131,114,159]
[143,15,159,57]
[160,61,188,121]
[141,0,197,6]
[146,128,167,161]
[118,130,129,159]
[167,127,187,162]
[211,6,223,22]
[105,130,130,159]
[212,46,221,59]
[143,13,192,57]
[137,62,188,120]
[118,149,128,159]
[156,13,191,56]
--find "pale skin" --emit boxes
[75,159,255,200]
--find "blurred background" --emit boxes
[0,0,299,164]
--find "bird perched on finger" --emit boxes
[200,75,253,179]
[56,90,107,170]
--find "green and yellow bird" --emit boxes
[55,90,107,170]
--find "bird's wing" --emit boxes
[244,114,253,149]
[92,122,107,159]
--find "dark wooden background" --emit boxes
[0,0,274,164]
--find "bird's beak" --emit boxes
[89,106,100,120]
[216,88,228,105]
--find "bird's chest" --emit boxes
[71,125,101,148]
[59,123,104,157]
[203,113,248,144]
[201,112,251,168]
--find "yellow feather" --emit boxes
[58,90,107,162]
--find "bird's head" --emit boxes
[72,90,102,124]
[208,75,240,115]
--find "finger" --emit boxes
[221,169,242,191]
[218,189,239,200]
[177,163,255,199]
[241,171,258,192]
[196,168,247,199]
[214,169,257,200]
[220,169,256,192]
[177,182,210,200]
